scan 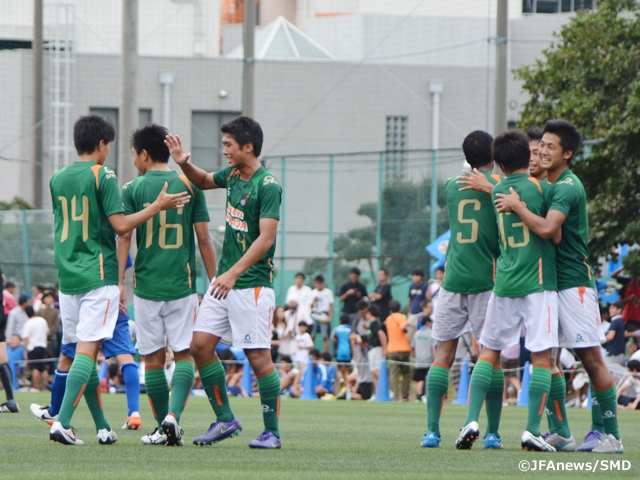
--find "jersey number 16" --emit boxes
[143,203,184,249]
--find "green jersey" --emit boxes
[122,171,210,301]
[492,174,557,298]
[549,169,596,290]
[213,166,281,290]
[50,161,123,295]
[441,170,501,295]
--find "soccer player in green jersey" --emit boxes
[422,131,502,449]
[165,116,283,449]
[117,124,218,446]
[495,120,623,454]
[456,130,559,453]
[48,114,189,446]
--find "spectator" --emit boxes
[559,349,577,397]
[219,349,243,397]
[5,294,30,388]
[278,356,301,398]
[612,269,640,332]
[284,299,301,333]
[37,290,60,362]
[285,273,313,323]
[365,305,387,394]
[426,267,444,311]
[603,302,626,365]
[309,274,334,352]
[368,268,392,321]
[407,269,428,339]
[321,352,338,394]
[331,313,352,387]
[22,306,50,391]
[31,284,46,312]
[617,360,640,410]
[412,306,436,402]
[500,342,522,405]
[384,300,411,401]
[294,321,314,372]
[272,306,295,362]
[595,269,622,305]
[345,334,374,401]
[301,349,334,399]
[351,300,369,334]
[450,330,476,398]
[3,281,16,317]
[339,267,368,321]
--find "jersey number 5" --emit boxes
[143,203,183,249]
[58,195,89,242]
[457,199,481,244]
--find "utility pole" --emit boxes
[119,0,138,187]
[33,0,44,207]
[243,0,256,118]
[493,0,508,136]
[429,80,443,245]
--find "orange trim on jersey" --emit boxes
[103,299,111,326]
[554,400,563,421]
[538,393,547,416]
[492,258,496,283]
[193,307,197,325]
[538,258,543,285]
[533,363,551,370]
[432,362,450,370]
[90,164,101,189]
[230,170,241,177]
[584,258,592,280]
[256,365,276,379]
[178,175,195,196]
[96,387,103,411]
[187,262,192,289]
[99,253,104,280]
[276,396,281,419]
[214,386,223,406]
[578,286,586,306]
[73,384,87,407]
[527,177,543,194]
[148,397,158,419]
[491,174,502,183]
[268,258,273,283]
[254,287,262,306]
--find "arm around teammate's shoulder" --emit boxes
[496,187,565,239]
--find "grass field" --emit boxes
[1,392,638,479]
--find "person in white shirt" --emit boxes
[22,309,50,391]
[272,306,296,360]
[309,274,334,353]
[294,321,314,372]
[285,273,312,323]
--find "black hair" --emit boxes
[492,130,531,174]
[435,266,445,273]
[220,116,263,157]
[295,272,306,280]
[526,127,543,142]
[298,321,309,328]
[628,360,640,372]
[73,114,116,155]
[108,363,120,379]
[219,349,236,361]
[280,355,292,364]
[411,268,424,277]
[35,284,46,292]
[25,306,35,317]
[309,348,322,359]
[389,299,401,313]
[42,290,55,300]
[350,267,361,276]
[462,130,494,169]
[5,281,14,289]
[542,119,582,167]
[367,304,381,319]
[610,301,624,310]
[314,274,325,283]
[355,299,369,311]
[131,123,170,163]
[321,352,332,362]
[378,268,388,275]
[340,313,351,325]
[421,315,432,326]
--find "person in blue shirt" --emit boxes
[301,349,334,398]
[407,269,429,339]
[331,313,352,386]
[604,302,626,366]
[321,352,337,393]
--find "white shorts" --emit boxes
[368,346,383,371]
[60,285,120,344]
[134,294,199,356]
[431,288,491,342]
[558,287,604,348]
[481,291,559,353]
[196,284,275,349]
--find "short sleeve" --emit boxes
[99,167,124,217]
[192,187,210,223]
[339,284,348,296]
[549,181,578,217]
[327,290,334,304]
[258,181,282,220]
[212,167,232,189]
[121,181,135,216]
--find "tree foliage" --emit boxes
[516,0,640,257]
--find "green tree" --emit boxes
[516,0,640,258]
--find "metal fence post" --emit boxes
[327,155,335,293]
[279,157,287,302]
[21,210,32,292]
[376,152,384,270]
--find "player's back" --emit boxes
[492,174,557,298]
[50,161,122,295]
[122,170,210,302]
[441,170,501,295]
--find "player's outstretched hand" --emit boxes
[165,134,191,165]
[457,168,493,193]
[155,182,191,211]
[209,271,238,300]
[494,187,520,213]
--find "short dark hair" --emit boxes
[435,266,445,273]
[526,127,543,142]
[378,268,388,275]
[25,306,35,317]
[389,300,401,313]
[492,130,531,173]
[411,268,424,277]
[314,274,325,283]
[462,130,494,169]
[610,301,624,310]
[367,304,381,319]
[340,313,351,325]
[628,360,640,372]
[350,267,361,276]
[542,119,582,166]
[220,116,263,157]
[131,123,170,163]
[73,114,116,155]
[280,355,292,364]
[309,348,322,359]
[321,352,332,362]
[5,281,15,289]
[295,272,306,280]
[42,290,55,300]
[298,320,309,328]
[355,299,369,311]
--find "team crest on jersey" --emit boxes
[240,193,251,207]
[557,177,573,185]
[263,175,277,185]
[103,167,117,179]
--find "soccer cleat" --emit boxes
[577,430,604,452]
[30,403,56,425]
[455,421,479,450]
[592,434,624,454]
[141,428,167,445]
[97,428,118,445]
[421,431,441,448]
[122,411,142,430]
[544,433,576,452]
[0,400,20,413]
[49,421,84,446]
[161,414,184,447]
[193,417,243,445]
[521,430,556,452]
[483,433,503,449]
[248,431,281,449]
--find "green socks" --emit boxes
[198,357,234,422]
[590,382,605,432]
[169,360,195,423]
[485,367,504,435]
[145,365,170,429]
[546,373,571,437]
[593,382,620,440]
[464,359,494,425]
[426,364,450,437]
[58,353,105,430]
[526,365,551,437]
[256,368,281,438]
[83,364,110,432]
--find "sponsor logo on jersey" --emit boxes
[226,202,248,233]
[244,334,252,343]
[557,177,573,185]
[602,410,615,419]
[576,333,584,343]
[261,404,273,413]
[263,175,277,185]
[104,167,117,179]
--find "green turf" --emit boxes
[1,392,638,479]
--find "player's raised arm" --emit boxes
[195,222,217,281]
[165,134,219,190]
[494,187,565,240]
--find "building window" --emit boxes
[139,108,152,126]
[385,116,407,182]
[523,0,594,13]
[191,111,241,171]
